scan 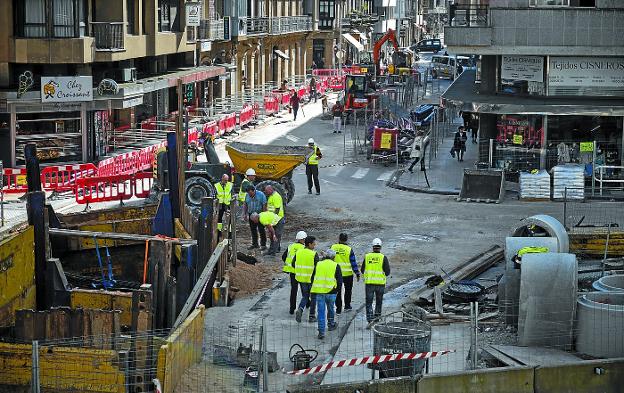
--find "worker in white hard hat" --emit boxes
[214,174,233,237]
[238,168,256,205]
[282,230,307,314]
[306,138,322,195]
[361,238,390,329]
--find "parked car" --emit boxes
[411,38,443,53]
[431,55,471,80]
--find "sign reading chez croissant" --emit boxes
[41,76,93,103]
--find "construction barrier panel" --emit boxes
[40,163,98,193]
[133,172,154,199]
[263,96,279,115]
[238,105,254,127]
[225,113,237,133]
[2,168,28,194]
[75,174,134,205]
[202,120,219,136]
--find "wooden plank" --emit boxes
[48,228,196,245]
[483,345,524,367]
[166,276,177,328]
[491,345,582,366]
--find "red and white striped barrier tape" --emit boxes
[284,350,454,376]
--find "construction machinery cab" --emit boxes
[344,74,370,110]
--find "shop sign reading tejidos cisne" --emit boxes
[41,76,93,103]
[548,57,624,87]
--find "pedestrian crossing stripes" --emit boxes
[376,171,394,182]
[285,134,300,142]
[327,166,345,177]
[351,168,370,179]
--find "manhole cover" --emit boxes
[397,234,439,242]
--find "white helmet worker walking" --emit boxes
[296,231,308,240]
[372,238,382,247]
[306,138,322,195]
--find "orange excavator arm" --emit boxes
[373,29,399,75]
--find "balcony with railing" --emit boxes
[198,19,226,41]
[90,22,125,51]
[243,17,269,35]
[445,4,492,48]
[449,4,489,28]
[269,16,313,35]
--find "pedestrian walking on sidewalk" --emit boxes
[290,90,300,121]
[250,211,283,256]
[311,249,342,339]
[470,115,479,144]
[242,185,267,250]
[331,101,344,133]
[331,233,360,314]
[282,231,307,314]
[362,238,390,329]
[309,77,317,103]
[306,138,322,195]
[293,236,320,323]
[453,126,468,162]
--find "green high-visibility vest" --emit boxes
[517,246,549,258]
[238,178,252,202]
[363,252,386,285]
[331,243,353,277]
[284,242,304,273]
[308,145,320,165]
[268,192,284,219]
[311,259,338,294]
[258,211,280,227]
[295,248,316,283]
[215,182,233,205]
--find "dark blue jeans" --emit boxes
[298,282,316,317]
[365,285,385,322]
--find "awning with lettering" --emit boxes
[342,33,364,52]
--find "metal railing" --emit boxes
[448,4,489,27]
[198,18,225,41]
[593,165,624,197]
[90,22,125,50]
[244,16,269,35]
[269,16,313,34]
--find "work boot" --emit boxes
[308,190,312,194]
[295,309,302,323]
[309,316,317,323]
[328,323,337,331]
[318,332,325,340]
[316,192,320,195]
[345,306,353,312]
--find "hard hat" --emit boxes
[245,168,256,176]
[296,231,307,240]
[308,138,315,144]
[372,238,382,247]
[324,249,337,259]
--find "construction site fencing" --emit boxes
[171,309,469,393]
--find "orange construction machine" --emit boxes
[372,29,412,76]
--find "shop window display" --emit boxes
[15,112,82,165]
[494,115,544,174]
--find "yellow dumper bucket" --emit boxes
[225,142,313,180]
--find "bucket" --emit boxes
[372,313,431,378]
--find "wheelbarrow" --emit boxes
[225,142,313,203]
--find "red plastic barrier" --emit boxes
[297,87,307,99]
[217,116,228,135]
[40,163,98,193]
[263,96,279,115]
[97,157,115,176]
[226,113,237,133]
[187,127,199,146]
[203,120,219,136]
[252,103,260,118]
[372,127,399,151]
[238,105,254,127]
[2,168,28,194]
[133,172,154,198]
[328,76,345,90]
[75,174,134,204]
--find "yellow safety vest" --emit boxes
[267,192,284,219]
[517,247,549,258]
[363,252,386,285]
[294,248,316,283]
[331,243,353,277]
[238,178,252,203]
[258,211,280,227]
[215,182,233,205]
[284,242,304,273]
[311,259,338,294]
[308,145,320,165]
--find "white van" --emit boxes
[431,55,471,79]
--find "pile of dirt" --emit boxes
[229,262,282,298]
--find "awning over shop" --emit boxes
[342,33,364,52]
[442,70,624,116]
[274,50,290,60]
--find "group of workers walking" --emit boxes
[282,232,391,339]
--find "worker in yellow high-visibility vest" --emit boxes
[281,230,307,315]
[331,233,360,314]
[306,138,322,195]
[292,236,319,323]
[311,249,343,339]
[238,168,256,205]
[265,185,284,222]
[250,211,283,257]
[361,238,390,329]
[214,174,233,233]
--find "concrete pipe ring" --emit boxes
[592,274,624,292]
[509,214,569,253]
[576,292,624,358]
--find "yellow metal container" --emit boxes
[225,142,312,179]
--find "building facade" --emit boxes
[443,0,624,175]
